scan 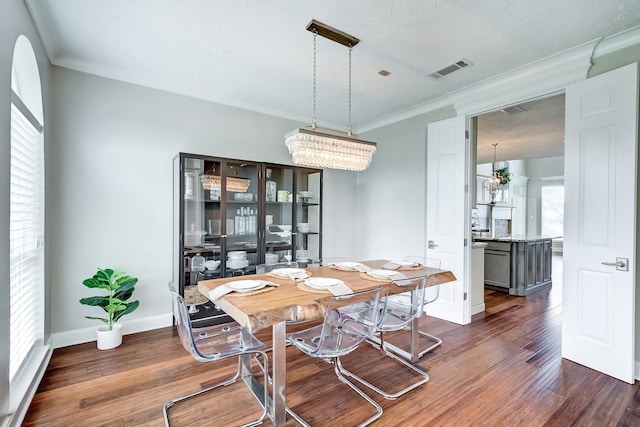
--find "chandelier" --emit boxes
[485,143,510,204]
[285,19,377,172]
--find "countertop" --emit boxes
[473,234,562,243]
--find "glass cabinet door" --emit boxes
[264,165,294,264]
[183,157,223,286]
[294,168,322,265]
[223,160,260,276]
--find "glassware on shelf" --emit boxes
[191,253,205,272]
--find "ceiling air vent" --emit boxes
[430,59,471,79]
[501,105,527,115]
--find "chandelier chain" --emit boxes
[348,44,353,136]
[312,30,317,129]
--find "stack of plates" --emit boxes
[227,251,248,269]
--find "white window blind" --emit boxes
[10,99,44,382]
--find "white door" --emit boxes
[562,62,638,383]
[426,116,469,325]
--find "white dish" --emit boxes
[305,277,344,289]
[393,260,419,267]
[271,267,305,277]
[335,261,360,269]
[367,269,398,279]
[205,260,221,269]
[227,259,249,269]
[228,280,265,293]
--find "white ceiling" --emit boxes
[26,0,640,160]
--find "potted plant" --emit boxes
[80,268,140,350]
[495,166,511,185]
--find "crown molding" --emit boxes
[357,95,452,133]
[593,24,640,58]
[449,39,597,116]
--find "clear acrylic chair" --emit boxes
[403,256,443,357]
[336,274,430,399]
[286,287,384,427]
[164,282,269,427]
[255,261,299,274]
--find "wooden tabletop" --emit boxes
[198,259,456,333]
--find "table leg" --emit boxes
[271,321,287,425]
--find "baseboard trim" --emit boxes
[635,360,640,381]
[470,303,486,316]
[51,313,173,349]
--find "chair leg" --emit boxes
[284,358,383,427]
[336,343,429,400]
[163,351,269,427]
[333,358,384,426]
[417,329,443,358]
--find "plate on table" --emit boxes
[271,268,305,277]
[393,260,420,267]
[305,277,344,289]
[367,269,399,279]
[335,261,361,270]
[228,280,266,293]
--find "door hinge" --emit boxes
[464,292,468,301]
[465,130,470,139]
[464,238,468,247]
[465,184,469,193]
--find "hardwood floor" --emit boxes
[24,257,640,426]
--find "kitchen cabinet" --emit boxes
[475,235,553,296]
[172,153,323,324]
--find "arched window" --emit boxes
[10,35,45,393]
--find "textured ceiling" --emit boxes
[26,0,640,159]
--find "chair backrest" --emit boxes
[378,274,428,332]
[296,287,382,358]
[404,255,441,269]
[306,256,348,267]
[405,256,442,303]
[255,261,299,274]
[167,281,262,361]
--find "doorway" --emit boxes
[471,93,566,315]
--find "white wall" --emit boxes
[356,107,457,261]
[1,1,53,422]
[49,66,357,342]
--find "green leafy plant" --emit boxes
[495,167,511,185]
[80,268,140,330]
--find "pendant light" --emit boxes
[285,19,377,172]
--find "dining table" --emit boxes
[198,259,456,425]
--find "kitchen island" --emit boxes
[473,234,559,296]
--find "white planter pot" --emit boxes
[96,323,123,350]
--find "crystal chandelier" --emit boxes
[285,20,376,172]
[485,143,510,204]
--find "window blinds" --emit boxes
[10,100,44,381]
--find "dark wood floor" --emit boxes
[24,257,640,426]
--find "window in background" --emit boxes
[9,35,47,423]
[541,185,564,237]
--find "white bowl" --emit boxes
[205,260,221,270]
